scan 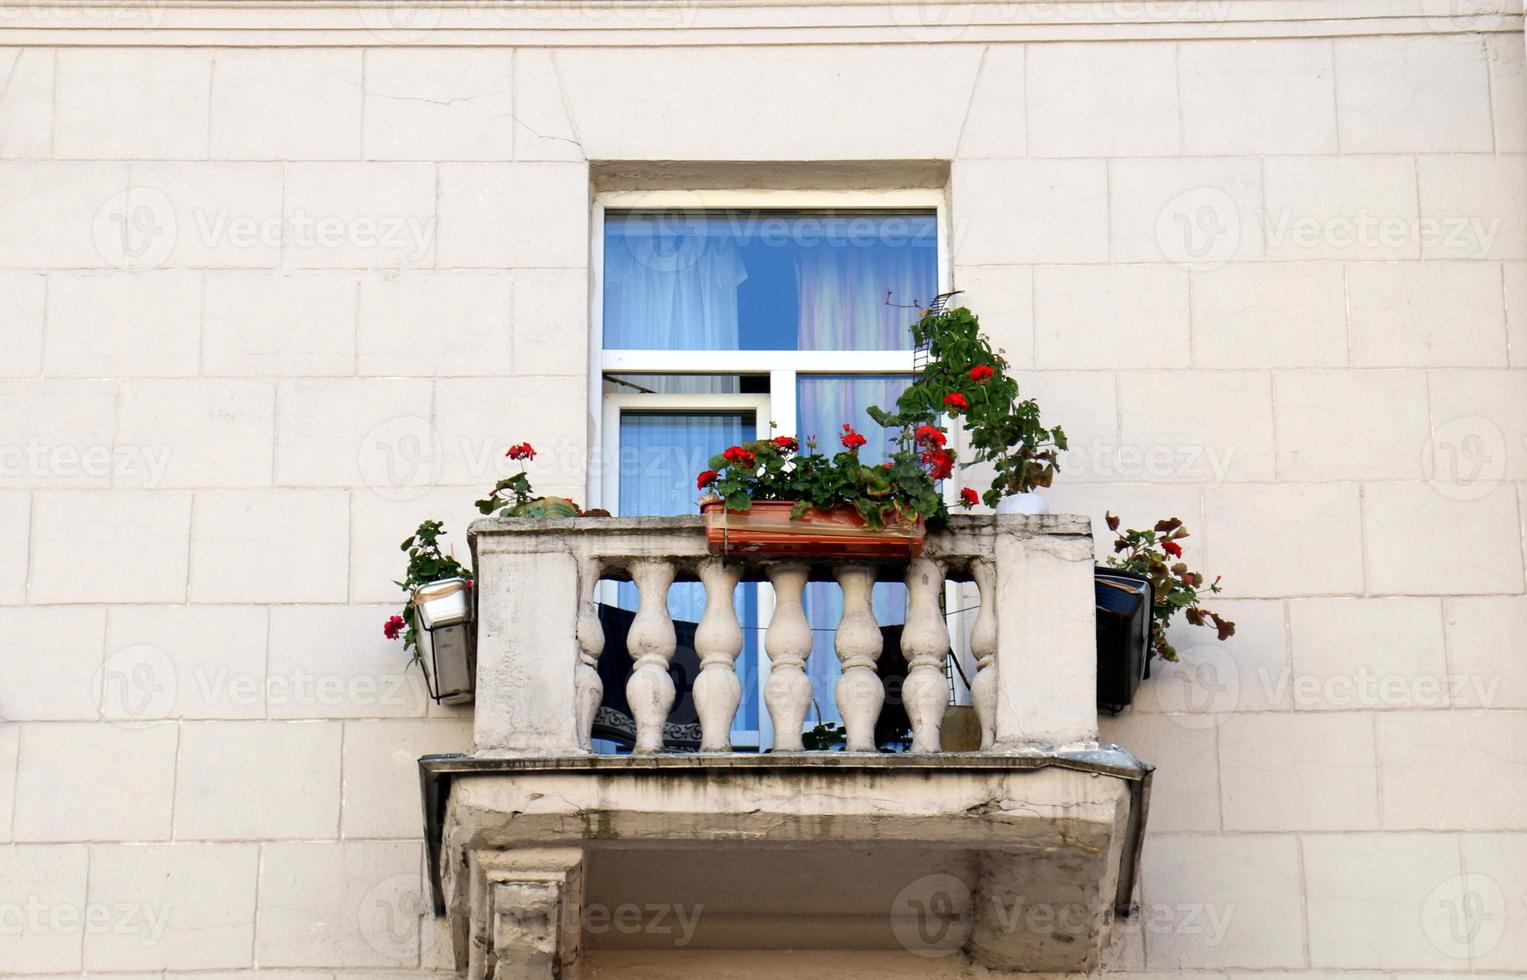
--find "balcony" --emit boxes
[423,514,1152,977]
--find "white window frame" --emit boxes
[599,392,774,516]
[587,187,951,511]
[587,189,971,747]
[599,390,777,748]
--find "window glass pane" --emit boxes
[795,374,913,731]
[603,210,936,351]
[616,411,760,736]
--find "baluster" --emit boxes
[902,557,951,753]
[764,562,813,752]
[834,564,884,752]
[624,560,676,753]
[573,560,605,753]
[693,559,743,752]
[969,559,998,751]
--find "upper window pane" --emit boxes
[603,209,937,351]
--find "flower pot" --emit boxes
[701,499,924,559]
[504,496,581,518]
[995,492,1049,515]
[412,577,475,705]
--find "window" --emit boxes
[591,191,950,749]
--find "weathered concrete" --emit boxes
[468,514,1099,755]
[432,751,1150,977]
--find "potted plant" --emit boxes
[696,426,949,558]
[387,518,476,704]
[869,306,1066,514]
[385,440,602,704]
[475,442,598,518]
[1104,514,1236,660]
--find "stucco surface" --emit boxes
[0,1,1524,975]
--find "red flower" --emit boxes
[383,614,405,641]
[840,425,868,450]
[1163,540,1183,558]
[721,446,756,468]
[696,469,718,490]
[943,392,969,412]
[771,436,798,452]
[505,442,536,461]
[914,424,947,448]
[920,447,955,480]
[959,487,980,507]
[969,365,995,382]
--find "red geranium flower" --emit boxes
[696,469,718,489]
[920,447,955,480]
[721,446,756,468]
[959,487,980,506]
[1163,540,1183,558]
[772,435,798,452]
[505,442,536,461]
[914,424,947,448]
[943,393,969,412]
[969,365,995,382]
[383,614,405,641]
[840,425,868,450]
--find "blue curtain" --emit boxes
[604,211,937,352]
[796,375,912,727]
[617,412,759,735]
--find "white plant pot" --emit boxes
[415,577,472,629]
[995,492,1049,515]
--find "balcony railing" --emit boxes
[467,512,1100,756]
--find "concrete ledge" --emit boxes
[0,1,1519,47]
[423,748,1153,976]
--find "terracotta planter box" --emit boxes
[701,499,924,559]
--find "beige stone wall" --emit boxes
[0,1,1524,975]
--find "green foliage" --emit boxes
[802,722,846,750]
[474,472,537,515]
[868,307,1067,506]
[1104,514,1235,662]
[699,431,945,531]
[391,519,473,662]
[473,447,591,518]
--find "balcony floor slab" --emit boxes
[423,749,1151,976]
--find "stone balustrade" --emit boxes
[467,513,1099,756]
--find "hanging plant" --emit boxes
[868,306,1067,506]
[1104,514,1235,661]
[387,519,473,664]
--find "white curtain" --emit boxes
[796,375,912,728]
